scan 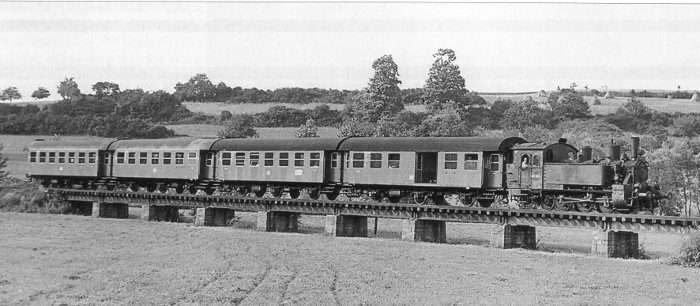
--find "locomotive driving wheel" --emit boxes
[270,187,283,198]
[541,196,556,210]
[555,196,573,211]
[576,201,596,212]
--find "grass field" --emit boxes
[0,212,697,305]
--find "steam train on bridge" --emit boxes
[26,136,664,214]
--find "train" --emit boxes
[26,136,666,214]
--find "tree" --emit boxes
[547,90,591,122]
[337,118,377,137]
[344,55,403,123]
[500,97,552,131]
[31,87,50,100]
[174,73,217,102]
[414,102,474,137]
[217,114,258,138]
[0,87,22,102]
[57,77,81,100]
[647,140,700,216]
[294,118,320,138]
[0,143,8,181]
[423,48,478,115]
[673,114,700,138]
[92,82,120,98]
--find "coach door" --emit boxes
[98,151,112,177]
[326,152,342,183]
[201,151,216,180]
[483,153,503,188]
[519,153,532,188]
[415,152,438,183]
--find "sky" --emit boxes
[2,2,700,100]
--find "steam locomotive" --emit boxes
[26,136,665,214]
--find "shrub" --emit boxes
[669,232,700,268]
[0,184,69,214]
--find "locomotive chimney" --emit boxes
[608,144,621,161]
[558,138,567,144]
[631,136,640,159]
[581,146,592,161]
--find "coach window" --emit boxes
[309,152,320,167]
[136,152,146,164]
[58,152,66,164]
[88,152,96,164]
[264,152,274,167]
[489,154,500,172]
[39,152,46,163]
[532,155,540,167]
[331,153,339,168]
[175,152,184,165]
[29,151,37,163]
[464,154,478,170]
[127,152,135,164]
[250,152,260,166]
[235,153,245,166]
[388,153,400,168]
[445,153,458,169]
[221,152,231,166]
[188,152,198,165]
[294,153,305,167]
[370,153,382,168]
[102,153,110,165]
[77,152,86,164]
[352,153,364,168]
[48,152,56,163]
[151,152,160,164]
[163,152,172,165]
[279,153,289,167]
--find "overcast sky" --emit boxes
[2,2,700,99]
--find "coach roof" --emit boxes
[109,138,218,151]
[211,138,346,151]
[338,137,527,152]
[28,138,117,151]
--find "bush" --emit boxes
[669,233,700,268]
[0,184,70,214]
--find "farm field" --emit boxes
[1,212,698,305]
[182,95,700,117]
[166,125,340,138]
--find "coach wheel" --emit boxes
[40,181,50,188]
[288,189,301,199]
[129,184,140,192]
[157,185,167,194]
[541,196,556,210]
[326,190,340,201]
[308,189,321,200]
[254,186,267,198]
[105,184,115,191]
[188,185,198,195]
[477,198,492,208]
[175,186,185,194]
[204,187,216,195]
[413,193,428,205]
[270,188,283,198]
[146,185,157,193]
[431,194,446,205]
[235,187,248,197]
[597,200,614,214]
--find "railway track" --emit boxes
[51,188,700,232]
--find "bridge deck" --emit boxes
[53,189,700,233]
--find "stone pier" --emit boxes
[591,230,640,258]
[325,215,368,237]
[141,205,179,222]
[490,224,537,249]
[256,211,299,232]
[195,207,236,227]
[401,219,447,243]
[91,202,129,219]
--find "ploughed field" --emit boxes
[1,211,699,305]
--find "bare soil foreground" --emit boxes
[1,212,699,305]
